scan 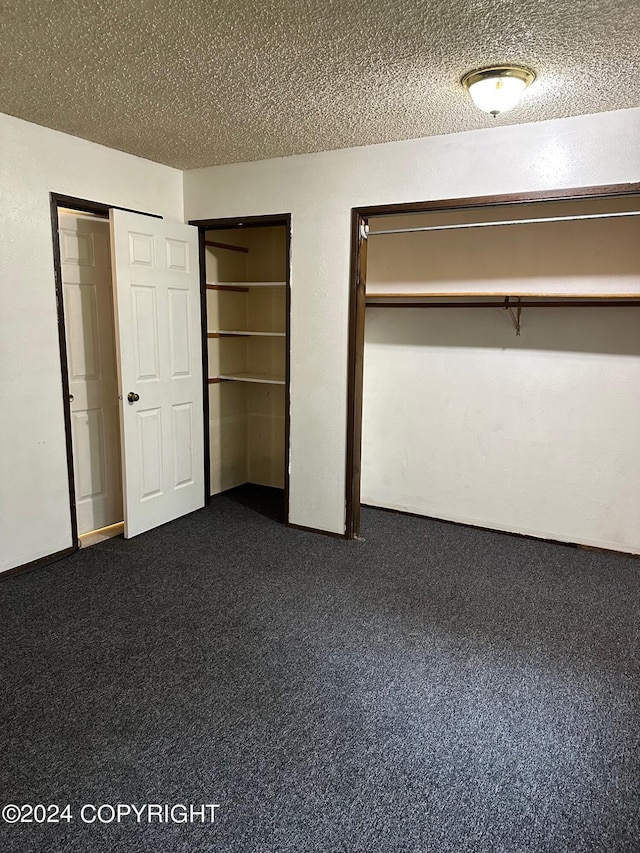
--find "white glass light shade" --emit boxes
[462,66,535,116]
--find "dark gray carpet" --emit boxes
[1,485,639,852]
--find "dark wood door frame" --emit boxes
[345,181,640,540]
[188,213,293,524]
[22,193,163,581]
[345,209,369,540]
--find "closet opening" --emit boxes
[346,183,640,551]
[189,214,291,525]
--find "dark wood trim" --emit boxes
[197,226,211,503]
[2,546,76,580]
[345,182,640,545]
[52,193,163,219]
[196,213,292,522]
[286,522,347,540]
[49,193,164,568]
[283,214,292,527]
[345,209,368,540]
[577,544,640,560]
[50,194,80,554]
[355,181,640,219]
[205,239,249,254]
[190,214,290,230]
[361,503,640,559]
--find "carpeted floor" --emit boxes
[1,485,639,852]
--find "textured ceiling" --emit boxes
[1,0,639,170]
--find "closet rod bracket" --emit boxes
[504,297,522,335]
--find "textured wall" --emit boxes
[0,113,183,573]
[184,108,640,538]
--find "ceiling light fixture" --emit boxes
[462,65,535,117]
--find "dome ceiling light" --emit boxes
[462,65,536,117]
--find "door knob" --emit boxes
[68,394,74,403]
[127,392,140,403]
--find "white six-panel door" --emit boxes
[59,212,123,535]
[109,210,204,538]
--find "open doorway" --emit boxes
[190,214,292,526]
[57,207,124,546]
[52,197,125,548]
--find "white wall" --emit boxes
[362,308,640,553]
[0,113,183,573]
[183,108,640,538]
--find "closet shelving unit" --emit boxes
[364,206,640,334]
[203,223,289,497]
[206,280,287,384]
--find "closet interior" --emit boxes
[365,195,640,305]
[203,221,289,501]
[356,192,640,553]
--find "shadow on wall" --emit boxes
[364,305,640,356]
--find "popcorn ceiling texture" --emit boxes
[1,0,639,169]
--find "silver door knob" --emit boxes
[127,392,140,403]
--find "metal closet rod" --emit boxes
[368,209,640,236]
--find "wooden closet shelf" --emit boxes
[206,283,249,292]
[364,294,640,335]
[207,329,287,338]
[208,330,286,338]
[217,372,285,385]
[365,292,640,300]
[211,281,286,289]
[366,298,640,308]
